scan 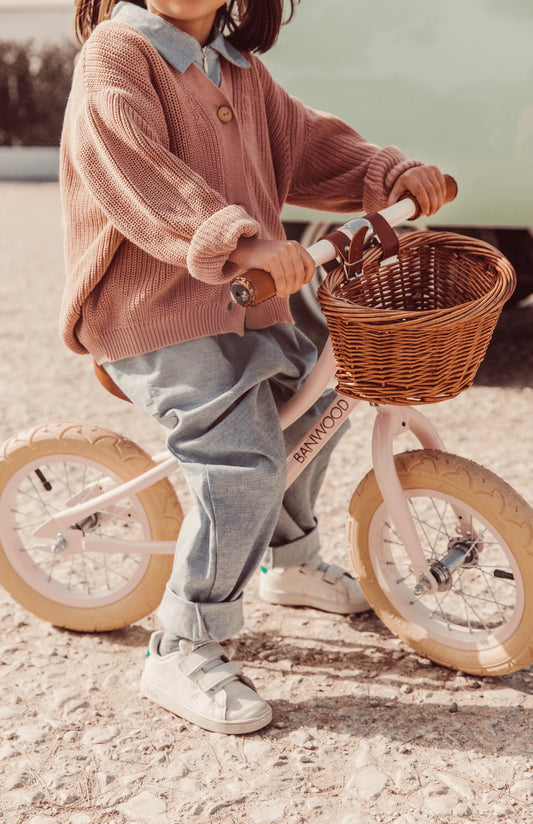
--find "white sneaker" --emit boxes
[140,631,272,735]
[259,556,370,614]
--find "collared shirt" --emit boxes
[111,1,249,87]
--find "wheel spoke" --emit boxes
[428,588,456,631]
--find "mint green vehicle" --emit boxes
[264,0,533,302]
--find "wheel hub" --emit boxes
[413,539,479,595]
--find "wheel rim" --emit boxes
[369,487,525,652]
[0,455,153,608]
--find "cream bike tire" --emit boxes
[348,449,533,676]
[0,422,182,632]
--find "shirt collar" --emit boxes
[111,1,249,84]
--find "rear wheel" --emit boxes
[348,449,533,675]
[0,422,182,631]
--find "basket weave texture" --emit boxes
[317,231,516,405]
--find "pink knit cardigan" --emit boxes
[60,20,421,364]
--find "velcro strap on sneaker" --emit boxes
[238,671,257,691]
[196,661,243,693]
[179,641,227,677]
[322,563,345,584]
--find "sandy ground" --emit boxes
[0,182,532,824]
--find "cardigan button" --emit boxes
[217,105,233,123]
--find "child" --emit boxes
[60,0,448,735]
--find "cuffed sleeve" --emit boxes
[363,151,424,212]
[187,204,259,283]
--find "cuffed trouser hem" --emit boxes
[263,526,321,570]
[156,585,245,643]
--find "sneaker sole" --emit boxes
[139,676,273,735]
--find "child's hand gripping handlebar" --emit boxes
[230,175,458,307]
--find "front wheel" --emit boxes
[0,422,182,632]
[348,449,533,676]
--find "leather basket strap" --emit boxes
[319,227,369,277]
[320,230,353,274]
[319,213,400,279]
[365,211,400,261]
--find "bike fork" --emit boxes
[371,404,473,597]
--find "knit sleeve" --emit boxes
[69,45,259,283]
[254,58,423,214]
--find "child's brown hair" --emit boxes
[74,0,300,53]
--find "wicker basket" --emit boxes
[317,231,516,405]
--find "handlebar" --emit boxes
[230,174,458,307]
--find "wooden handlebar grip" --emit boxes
[444,174,458,203]
[230,269,276,307]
